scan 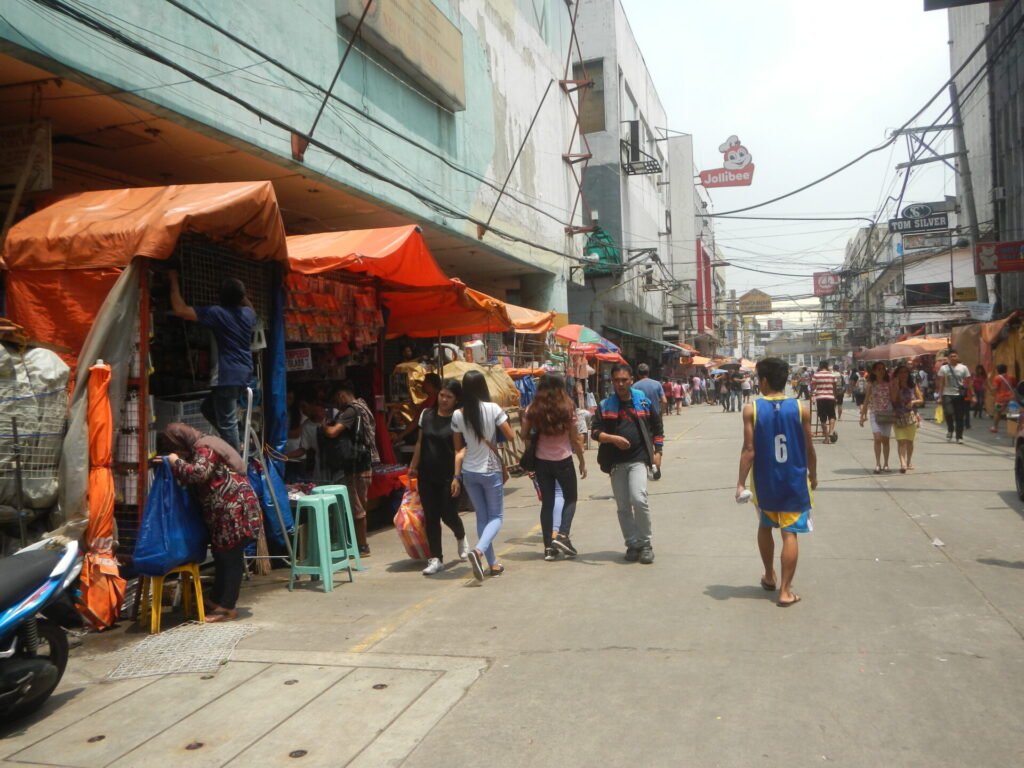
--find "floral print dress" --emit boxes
[172,445,262,552]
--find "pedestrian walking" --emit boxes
[730,370,745,411]
[811,360,837,444]
[833,368,846,421]
[990,364,1017,435]
[452,370,516,581]
[160,423,262,622]
[851,367,867,411]
[673,380,684,414]
[592,363,664,564]
[937,350,971,444]
[736,357,817,608]
[408,378,469,576]
[719,375,730,412]
[168,272,255,452]
[634,363,667,416]
[741,374,752,404]
[663,379,675,415]
[972,365,988,420]
[890,364,923,473]
[522,373,587,561]
[860,362,894,473]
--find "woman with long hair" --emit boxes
[890,364,924,473]
[859,362,894,474]
[452,370,517,581]
[973,364,988,420]
[521,373,587,561]
[160,423,262,622]
[409,378,468,575]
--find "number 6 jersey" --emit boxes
[751,396,812,515]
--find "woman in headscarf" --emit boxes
[160,422,262,622]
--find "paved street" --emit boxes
[4,401,1024,767]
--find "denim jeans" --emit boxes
[535,456,578,547]
[610,461,651,548]
[461,470,504,565]
[201,385,244,451]
[943,394,967,440]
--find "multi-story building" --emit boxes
[0,0,580,314]
[566,0,673,362]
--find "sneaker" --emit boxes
[946,434,953,442]
[638,546,655,565]
[957,438,964,444]
[544,547,557,562]
[467,549,485,582]
[624,547,640,562]
[422,558,443,576]
[457,538,470,560]
[551,534,578,558]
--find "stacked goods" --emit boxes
[284,275,383,349]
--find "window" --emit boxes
[572,59,605,134]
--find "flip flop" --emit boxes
[760,578,777,591]
[776,595,802,608]
[489,564,505,577]
[873,468,882,474]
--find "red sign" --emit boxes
[813,271,839,297]
[699,135,755,188]
[975,241,1024,274]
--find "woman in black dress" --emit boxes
[408,378,468,575]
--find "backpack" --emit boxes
[319,405,372,473]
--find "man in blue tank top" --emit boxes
[736,357,817,607]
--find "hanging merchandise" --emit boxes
[284,274,383,350]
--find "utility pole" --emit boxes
[949,82,990,304]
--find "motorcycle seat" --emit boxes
[0,549,64,613]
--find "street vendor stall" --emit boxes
[2,182,291,579]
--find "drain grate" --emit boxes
[106,622,259,680]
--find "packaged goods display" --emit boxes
[284,274,383,348]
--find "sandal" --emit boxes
[489,564,505,577]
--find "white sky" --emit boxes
[622,0,956,329]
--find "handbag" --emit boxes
[518,428,539,472]
[133,458,209,576]
[394,486,429,560]
[895,411,916,428]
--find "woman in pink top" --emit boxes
[672,380,684,414]
[521,373,587,561]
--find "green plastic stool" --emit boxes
[312,484,366,571]
[289,495,353,592]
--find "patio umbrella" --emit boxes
[556,324,620,353]
[78,362,126,631]
[710,368,729,375]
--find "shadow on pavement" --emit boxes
[997,490,1023,518]
[703,584,776,602]
[977,557,1024,569]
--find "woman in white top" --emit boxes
[452,371,516,581]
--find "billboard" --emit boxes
[813,272,839,297]
[975,241,1024,274]
[905,282,952,307]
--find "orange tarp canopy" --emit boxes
[690,355,712,366]
[2,181,289,271]
[286,225,451,289]
[502,303,555,335]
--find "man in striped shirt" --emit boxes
[811,360,837,445]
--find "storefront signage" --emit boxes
[0,122,52,192]
[813,272,839,297]
[738,289,772,315]
[905,282,951,307]
[888,214,949,233]
[953,286,977,302]
[974,240,1024,274]
[902,231,952,252]
[285,347,313,372]
[966,301,996,321]
[699,135,755,188]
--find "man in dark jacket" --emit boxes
[592,363,665,564]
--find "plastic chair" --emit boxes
[138,563,205,634]
[311,484,366,572]
[289,495,354,592]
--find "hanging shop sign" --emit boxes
[738,289,772,315]
[974,240,1024,274]
[953,286,977,302]
[699,135,755,188]
[813,272,839,297]
[901,231,953,252]
[905,281,952,307]
[285,347,313,372]
[887,214,949,234]
[966,301,996,321]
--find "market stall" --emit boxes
[2,181,291,569]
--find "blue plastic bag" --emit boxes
[133,458,209,576]
[247,459,294,547]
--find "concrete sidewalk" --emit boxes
[4,401,1024,767]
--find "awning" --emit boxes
[689,355,712,367]
[2,181,288,270]
[286,225,451,289]
[503,303,556,335]
[604,325,689,354]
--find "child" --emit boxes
[736,357,817,607]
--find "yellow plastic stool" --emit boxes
[138,563,206,634]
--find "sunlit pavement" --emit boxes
[4,401,1024,767]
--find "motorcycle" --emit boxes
[0,538,82,720]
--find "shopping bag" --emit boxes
[394,487,429,560]
[935,404,945,424]
[133,458,208,576]
[248,459,294,547]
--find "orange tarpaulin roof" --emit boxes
[689,355,712,366]
[2,181,288,270]
[502,303,555,335]
[286,225,451,289]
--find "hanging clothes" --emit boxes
[516,375,537,407]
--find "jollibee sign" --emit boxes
[699,135,755,188]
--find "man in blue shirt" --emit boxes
[169,271,256,451]
[632,364,667,479]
